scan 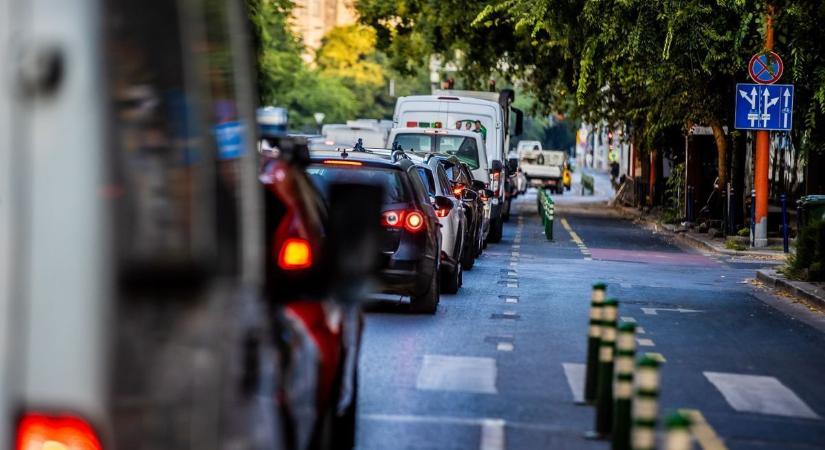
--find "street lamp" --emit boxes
[313,112,325,136]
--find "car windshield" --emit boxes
[306,164,409,203]
[394,133,480,170]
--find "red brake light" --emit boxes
[435,208,449,218]
[405,121,417,127]
[381,210,405,228]
[405,211,425,232]
[452,184,465,198]
[16,413,102,450]
[278,238,313,270]
[323,160,362,166]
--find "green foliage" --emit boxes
[725,238,747,251]
[784,220,825,281]
[737,227,751,237]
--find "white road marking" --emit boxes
[621,317,637,323]
[504,297,518,304]
[480,419,506,450]
[704,372,819,419]
[511,252,520,257]
[636,327,646,334]
[507,283,518,288]
[679,409,729,450]
[496,342,514,352]
[642,307,704,315]
[509,262,518,267]
[417,355,497,394]
[562,363,586,403]
[636,338,655,347]
[512,244,521,249]
[620,283,633,288]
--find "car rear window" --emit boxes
[393,133,480,170]
[306,164,409,203]
[416,167,437,196]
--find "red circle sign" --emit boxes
[749,51,783,84]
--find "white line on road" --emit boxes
[504,297,518,304]
[641,307,704,315]
[417,355,497,394]
[621,317,637,323]
[507,283,518,288]
[637,338,655,347]
[636,327,646,334]
[645,352,666,363]
[496,342,514,352]
[704,372,819,419]
[562,363,586,403]
[480,419,506,450]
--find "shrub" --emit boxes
[784,220,825,281]
[725,238,747,251]
[737,227,750,237]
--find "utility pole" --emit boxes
[753,4,774,248]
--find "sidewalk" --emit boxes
[756,269,825,310]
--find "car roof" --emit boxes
[391,127,481,139]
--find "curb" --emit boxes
[756,269,825,309]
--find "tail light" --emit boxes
[382,210,425,232]
[278,237,313,270]
[490,171,501,195]
[405,211,424,232]
[452,184,465,199]
[16,413,102,450]
[480,189,489,202]
[435,207,450,218]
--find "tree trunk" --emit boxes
[710,119,727,188]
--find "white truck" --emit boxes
[518,144,568,194]
[393,90,522,242]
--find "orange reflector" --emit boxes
[16,414,102,450]
[405,211,424,232]
[278,238,313,270]
[322,160,362,166]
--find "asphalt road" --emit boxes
[356,177,825,450]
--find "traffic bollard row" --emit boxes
[584,282,607,403]
[631,356,661,450]
[538,188,555,241]
[612,322,636,450]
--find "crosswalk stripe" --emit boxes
[417,355,497,394]
[704,372,819,419]
[562,363,585,403]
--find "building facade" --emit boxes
[292,0,357,60]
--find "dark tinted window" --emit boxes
[416,167,437,196]
[306,165,409,203]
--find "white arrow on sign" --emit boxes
[783,88,791,108]
[740,87,758,126]
[761,88,779,127]
[641,307,704,315]
[783,88,791,129]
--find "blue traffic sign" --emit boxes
[734,83,794,131]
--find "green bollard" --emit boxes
[590,298,618,439]
[612,323,637,450]
[631,356,662,450]
[583,283,607,404]
[664,411,692,450]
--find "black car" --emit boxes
[306,150,449,313]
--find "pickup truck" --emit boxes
[518,147,568,194]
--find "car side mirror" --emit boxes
[461,189,478,201]
[259,135,310,167]
[325,183,383,304]
[491,160,503,173]
[471,180,486,191]
[433,195,454,212]
[507,158,518,174]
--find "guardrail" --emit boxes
[536,188,555,240]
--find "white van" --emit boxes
[322,123,388,148]
[393,93,521,242]
[388,128,490,183]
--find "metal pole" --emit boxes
[781,193,789,253]
[726,182,733,235]
[754,4,775,248]
[751,190,756,247]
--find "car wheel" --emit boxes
[442,263,461,294]
[488,218,503,243]
[462,239,476,270]
[411,268,439,314]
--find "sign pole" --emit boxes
[753,4,774,248]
